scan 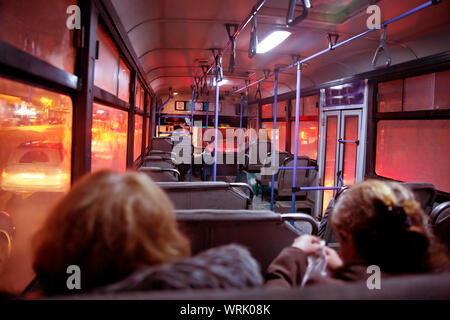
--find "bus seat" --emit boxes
[401,182,436,215]
[138,167,181,182]
[256,151,291,195]
[156,182,254,210]
[274,156,318,200]
[52,273,450,300]
[430,201,450,252]
[243,140,272,173]
[175,209,318,271]
[151,137,173,152]
[143,155,176,169]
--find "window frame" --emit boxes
[368,67,450,197]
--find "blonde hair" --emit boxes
[33,170,190,295]
[332,179,447,273]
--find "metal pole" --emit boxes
[270,70,279,211]
[204,95,209,181]
[291,63,301,213]
[213,64,220,181]
[157,88,172,136]
[238,94,244,175]
[232,1,436,95]
[189,88,195,182]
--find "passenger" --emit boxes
[32,171,262,296]
[265,179,449,288]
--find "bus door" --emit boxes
[317,108,365,216]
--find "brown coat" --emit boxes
[265,247,381,288]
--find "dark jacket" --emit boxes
[265,247,385,288]
[94,244,264,293]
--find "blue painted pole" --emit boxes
[270,70,279,211]
[291,63,301,213]
[204,95,209,181]
[213,64,220,181]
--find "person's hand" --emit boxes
[323,247,343,270]
[291,235,324,255]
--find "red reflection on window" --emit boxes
[94,24,119,96]
[376,120,450,193]
[91,104,128,172]
[378,79,403,112]
[0,0,77,74]
[118,58,130,102]
[134,115,143,160]
[290,121,319,160]
[0,76,72,293]
[136,82,145,111]
[404,74,435,111]
[303,95,319,116]
[262,122,286,151]
[261,104,272,119]
[323,116,337,214]
[342,116,358,186]
[435,70,450,110]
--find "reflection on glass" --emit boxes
[136,82,145,111]
[322,116,337,215]
[91,104,128,172]
[0,77,72,293]
[94,24,119,96]
[0,0,77,74]
[134,115,143,160]
[262,122,286,151]
[378,79,403,112]
[118,58,130,102]
[376,120,450,193]
[290,121,319,160]
[342,116,358,186]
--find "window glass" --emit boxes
[290,121,319,160]
[0,0,77,74]
[404,74,435,111]
[147,118,151,148]
[0,77,72,293]
[435,70,450,110]
[94,24,119,96]
[376,120,450,193]
[91,104,128,172]
[261,122,286,151]
[117,58,130,102]
[261,104,272,119]
[136,83,145,111]
[303,95,319,116]
[342,116,359,186]
[323,116,338,214]
[134,115,143,160]
[378,79,403,112]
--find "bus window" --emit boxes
[118,58,131,103]
[91,103,128,172]
[136,82,145,111]
[262,122,287,152]
[376,119,450,193]
[0,76,72,293]
[134,115,143,160]
[0,0,77,74]
[378,79,403,113]
[290,121,319,160]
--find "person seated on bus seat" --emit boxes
[265,180,449,289]
[31,170,263,296]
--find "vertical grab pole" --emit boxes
[213,63,220,181]
[189,87,195,182]
[237,94,244,175]
[291,63,301,213]
[270,70,279,211]
[204,94,209,181]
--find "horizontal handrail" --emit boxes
[280,213,319,235]
[229,182,255,200]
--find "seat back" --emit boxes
[259,151,291,185]
[143,155,176,169]
[244,140,272,172]
[138,167,181,182]
[401,182,436,215]
[276,156,318,198]
[151,137,173,152]
[157,182,253,210]
[430,201,450,252]
[176,209,317,271]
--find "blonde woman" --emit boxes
[32,171,262,296]
[266,180,449,288]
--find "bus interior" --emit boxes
[0,0,449,300]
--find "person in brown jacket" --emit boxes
[265,179,449,288]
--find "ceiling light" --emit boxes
[212,79,229,87]
[256,31,291,54]
[173,92,179,96]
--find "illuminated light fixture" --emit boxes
[256,31,291,54]
[173,92,179,96]
[212,79,229,87]
[14,104,37,117]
